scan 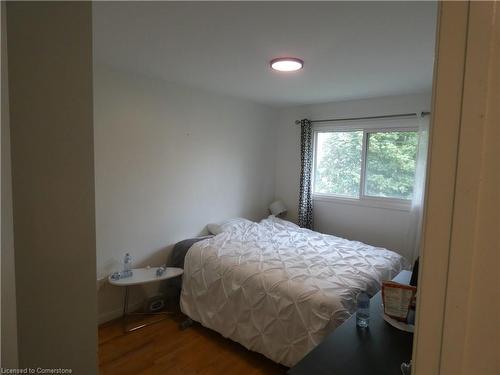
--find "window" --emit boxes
[313,122,419,206]
[314,131,363,198]
[365,131,418,199]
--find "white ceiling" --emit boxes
[93,1,437,107]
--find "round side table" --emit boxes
[108,267,183,332]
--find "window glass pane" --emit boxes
[314,131,363,197]
[365,131,418,200]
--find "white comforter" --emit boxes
[180,216,406,367]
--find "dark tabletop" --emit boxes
[288,271,413,375]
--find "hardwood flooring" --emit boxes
[99,313,287,375]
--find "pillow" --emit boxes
[207,218,254,235]
[207,223,222,235]
[267,215,300,229]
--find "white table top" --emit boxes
[108,267,183,286]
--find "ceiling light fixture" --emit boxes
[270,57,304,72]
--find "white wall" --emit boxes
[275,93,431,260]
[1,1,18,367]
[94,65,277,322]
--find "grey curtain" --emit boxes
[298,119,313,229]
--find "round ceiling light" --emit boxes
[270,57,304,72]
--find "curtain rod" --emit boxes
[294,111,431,125]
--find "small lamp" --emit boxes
[269,200,287,216]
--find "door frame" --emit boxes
[413,1,499,373]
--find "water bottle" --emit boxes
[356,292,370,328]
[123,253,133,278]
[401,361,412,375]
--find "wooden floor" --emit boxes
[99,312,287,375]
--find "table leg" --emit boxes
[121,285,172,333]
[122,285,129,332]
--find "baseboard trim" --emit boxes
[98,301,143,325]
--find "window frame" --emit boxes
[311,117,419,211]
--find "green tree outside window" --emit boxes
[314,130,417,200]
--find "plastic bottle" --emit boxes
[123,253,133,278]
[356,292,370,328]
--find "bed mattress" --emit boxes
[180,216,406,367]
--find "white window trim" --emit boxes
[311,117,418,211]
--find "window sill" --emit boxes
[312,194,412,212]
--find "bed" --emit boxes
[179,216,406,367]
